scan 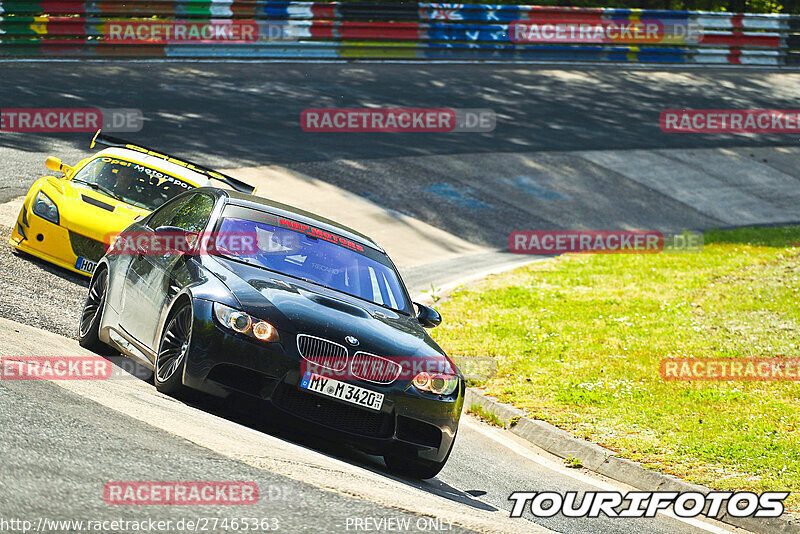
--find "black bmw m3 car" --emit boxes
[78,186,464,479]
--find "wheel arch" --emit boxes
[89,258,110,284]
[154,291,195,388]
[161,291,194,335]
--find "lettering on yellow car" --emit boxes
[132,164,191,190]
[101,157,132,167]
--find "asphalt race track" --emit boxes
[1,61,798,534]
[0,319,736,534]
[1,63,799,181]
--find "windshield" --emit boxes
[217,206,409,314]
[71,156,195,210]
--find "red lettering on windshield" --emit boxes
[278,219,364,252]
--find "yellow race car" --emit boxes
[10,131,254,277]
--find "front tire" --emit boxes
[78,267,112,353]
[154,302,192,395]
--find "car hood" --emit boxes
[205,255,447,361]
[41,177,149,242]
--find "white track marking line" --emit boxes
[462,418,740,534]
[0,196,25,228]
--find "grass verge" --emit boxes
[467,403,508,428]
[433,226,800,513]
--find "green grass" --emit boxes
[467,403,508,428]
[433,226,800,513]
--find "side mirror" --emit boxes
[154,226,197,255]
[45,156,62,172]
[415,302,442,328]
[154,225,185,233]
[45,156,73,175]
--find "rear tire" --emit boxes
[154,302,192,395]
[78,267,113,354]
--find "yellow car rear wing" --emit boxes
[90,130,256,194]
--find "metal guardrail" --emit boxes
[0,1,797,64]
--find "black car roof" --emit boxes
[211,188,384,253]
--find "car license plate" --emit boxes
[75,256,97,274]
[300,372,384,411]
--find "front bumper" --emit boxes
[10,202,103,277]
[183,299,463,463]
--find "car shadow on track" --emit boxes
[2,233,89,338]
[103,355,499,513]
[10,247,89,287]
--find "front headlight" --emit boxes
[411,371,459,396]
[32,191,59,225]
[213,302,279,343]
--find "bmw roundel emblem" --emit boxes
[345,336,359,346]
